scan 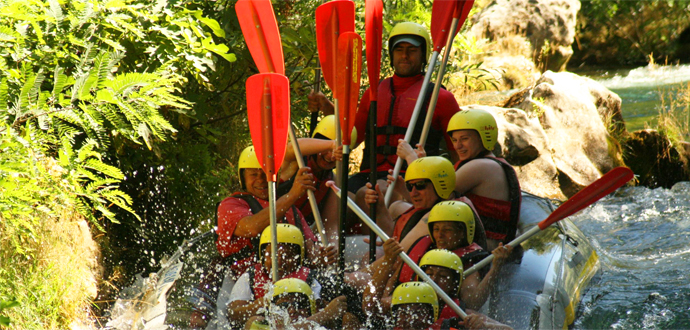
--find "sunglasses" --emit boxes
[406,179,431,192]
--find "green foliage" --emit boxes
[575,0,690,65]
[0,299,19,326]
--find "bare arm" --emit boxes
[455,158,509,201]
[234,167,316,237]
[461,243,514,310]
[228,299,266,325]
[285,138,337,162]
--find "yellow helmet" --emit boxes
[238,146,262,189]
[418,249,464,296]
[427,201,475,245]
[447,108,499,151]
[389,22,432,66]
[405,156,456,199]
[391,281,439,321]
[259,224,305,265]
[311,115,358,149]
[272,278,316,316]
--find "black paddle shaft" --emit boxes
[338,154,349,281]
[309,67,322,137]
[368,100,377,263]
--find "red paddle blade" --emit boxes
[538,167,634,230]
[315,0,355,95]
[236,0,285,74]
[458,0,475,27]
[365,0,383,99]
[335,32,362,147]
[430,0,462,52]
[246,73,291,182]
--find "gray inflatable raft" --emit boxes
[344,192,600,329]
[481,192,599,329]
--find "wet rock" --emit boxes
[499,71,626,197]
[622,130,689,188]
[470,0,580,72]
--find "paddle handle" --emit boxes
[327,181,467,319]
[383,53,439,207]
[419,17,460,147]
[287,124,328,244]
[268,182,279,282]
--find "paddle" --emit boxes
[418,0,474,149]
[463,167,635,277]
[315,0,355,186]
[309,0,329,137]
[327,181,468,319]
[237,0,328,245]
[246,73,291,281]
[365,0,383,263]
[383,0,462,207]
[235,0,285,74]
[335,31,362,277]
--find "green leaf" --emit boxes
[201,37,236,63]
[193,12,225,38]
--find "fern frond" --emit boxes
[52,65,69,96]
[83,158,124,180]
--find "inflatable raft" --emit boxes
[479,192,600,329]
[344,192,600,329]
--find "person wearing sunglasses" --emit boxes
[364,156,463,241]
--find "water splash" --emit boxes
[596,64,690,89]
[572,183,690,329]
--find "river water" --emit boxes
[576,63,690,133]
[566,66,690,328]
[570,183,690,329]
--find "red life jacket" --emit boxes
[393,205,432,241]
[360,77,444,172]
[398,236,486,284]
[248,263,312,300]
[455,157,522,243]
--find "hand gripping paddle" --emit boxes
[383,0,465,207]
[327,181,468,319]
[463,167,635,277]
[365,0,383,263]
[237,0,328,245]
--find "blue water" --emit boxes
[570,183,690,329]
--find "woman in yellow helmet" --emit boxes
[446,108,522,252]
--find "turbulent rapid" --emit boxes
[571,183,690,329]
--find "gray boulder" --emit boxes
[467,71,626,198]
[470,0,580,72]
